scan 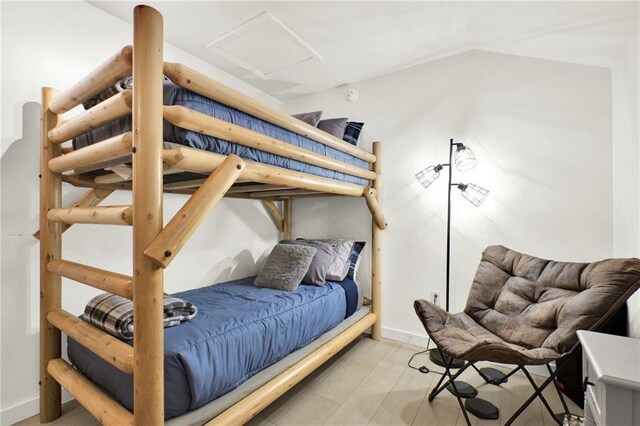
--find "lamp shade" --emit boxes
[454,145,478,171]
[416,164,443,189]
[458,183,489,206]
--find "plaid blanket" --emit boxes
[83,293,198,340]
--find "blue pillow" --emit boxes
[347,241,366,279]
[343,122,364,146]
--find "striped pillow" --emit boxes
[343,122,364,146]
[347,241,366,279]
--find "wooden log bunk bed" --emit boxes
[38,5,386,425]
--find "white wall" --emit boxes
[284,50,614,345]
[0,2,282,423]
[612,31,640,337]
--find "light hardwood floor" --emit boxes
[16,337,582,426]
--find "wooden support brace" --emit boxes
[206,313,377,426]
[261,200,284,233]
[144,155,244,268]
[49,46,133,115]
[48,132,132,173]
[283,198,292,240]
[47,205,133,226]
[47,259,133,299]
[364,186,388,230]
[47,309,133,373]
[48,91,132,144]
[34,188,113,239]
[47,359,134,426]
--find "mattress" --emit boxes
[67,276,359,419]
[73,82,369,186]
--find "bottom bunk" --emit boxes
[67,275,369,422]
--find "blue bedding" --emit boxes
[67,276,358,419]
[73,82,368,186]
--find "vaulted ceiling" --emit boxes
[90,1,639,101]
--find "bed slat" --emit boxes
[47,205,133,225]
[47,309,134,373]
[48,132,132,173]
[47,358,134,425]
[49,46,133,115]
[48,91,132,144]
[47,259,133,299]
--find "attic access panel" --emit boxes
[206,11,322,80]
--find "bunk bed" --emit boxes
[38,5,386,425]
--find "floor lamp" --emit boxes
[415,139,496,416]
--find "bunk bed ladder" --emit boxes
[38,6,165,425]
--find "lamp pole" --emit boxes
[415,139,495,412]
[446,139,453,312]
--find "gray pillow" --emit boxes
[317,118,348,138]
[254,244,317,292]
[297,238,354,281]
[293,111,323,127]
[281,240,335,286]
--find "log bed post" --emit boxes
[40,87,63,422]
[283,199,292,240]
[132,5,165,425]
[371,142,382,341]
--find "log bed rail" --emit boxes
[39,5,385,425]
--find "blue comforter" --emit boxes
[73,82,368,185]
[67,276,357,419]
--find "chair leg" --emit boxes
[428,357,476,401]
[546,363,571,416]
[504,354,575,426]
[521,367,561,424]
[439,349,473,426]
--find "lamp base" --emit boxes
[465,397,500,419]
[446,381,478,398]
[478,367,509,385]
[429,350,465,369]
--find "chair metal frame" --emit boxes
[428,346,578,426]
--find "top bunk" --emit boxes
[46,45,380,201]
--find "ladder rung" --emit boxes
[48,309,133,373]
[47,259,133,299]
[47,358,134,426]
[48,133,132,173]
[47,205,133,225]
[48,90,133,144]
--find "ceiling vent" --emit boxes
[206,12,322,80]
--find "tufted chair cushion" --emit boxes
[415,245,640,365]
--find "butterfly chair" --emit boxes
[414,245,640,425]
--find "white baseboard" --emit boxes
[381,326,430,347]
[381,326,551,378]
[1,391,72,425]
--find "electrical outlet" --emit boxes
[430,291,441,306]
